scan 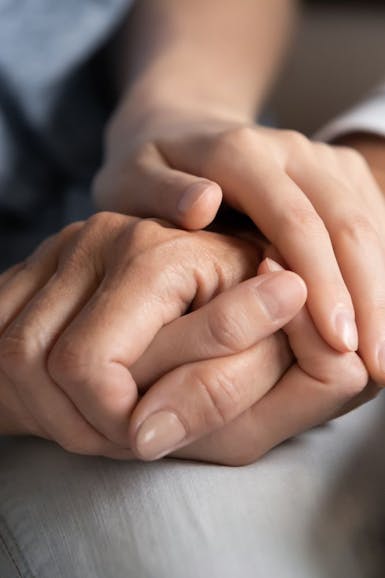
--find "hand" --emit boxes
[94,109,385,384]
[130,259,372,466]
[0,213,306,458]
[336,133,385,191]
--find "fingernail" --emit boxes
[135,411,186,460]
[256,272,306,320]
[264,257,284,272]
[376,341,385,375]
[177,182,212,214]
[333,309,358,351]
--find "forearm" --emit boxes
[117,0,297,121]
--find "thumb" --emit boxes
[128,270,307,461]
[93,147,222,230]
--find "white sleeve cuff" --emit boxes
[313,83,385,142]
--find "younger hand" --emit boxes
[95,109,385,384]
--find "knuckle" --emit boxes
[50,223,84,259]
[86,211,126,232]
[333,212,376,245]
[213,126,256,155]
[126,233,191,280]
[278,206,325,239]
[225,125,256,144]
[281,129,309,149]
[207,302,251,352]
[312,142,338,164]
[122,217,168,257]
[57,213,131,275]
[0,333,37,380]
[129,216,163,241]
[48,341,88,387]
[313,141,332,154]
[193,366,241,428]
[58,221,84,243]
[339,354,368,397]
[303,352,368,403]
[321,353,368,397]
[338,145,367,169]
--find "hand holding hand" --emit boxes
[95,108,385,385]
[130,258,371,465]
[0,214,306,459]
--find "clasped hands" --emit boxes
[0,213,371,466]
[93,103,385,464]
[2,103,385,465]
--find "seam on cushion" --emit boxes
[0,515,35,578]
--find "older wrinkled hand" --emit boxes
[0,213,306,460]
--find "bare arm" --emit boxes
[116,0,297,121]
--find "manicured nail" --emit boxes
[177,182,212,214]
[135,411,186,460]
[256,271,306,320]
[376,341,385,375]
[264,257,284,272]
[333,309,358,351]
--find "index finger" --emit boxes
[128,271,306,460]
[171,279,369,466]
[160,130,358,354]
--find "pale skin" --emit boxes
[0,215,373,466]
[0,214,304,460]
[2,137,382,465]
[1,1,384,465]
[94,0,385,384]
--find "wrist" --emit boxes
[115,67,259,128]
[106,78,254,159]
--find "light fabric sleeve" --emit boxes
[314,82,385,142]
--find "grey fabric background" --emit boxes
[0,396,384,578]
